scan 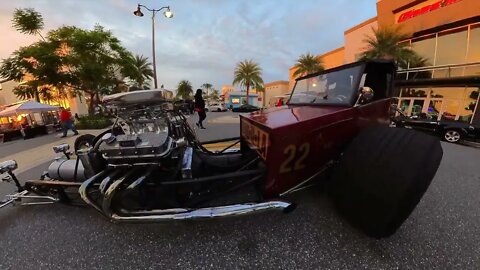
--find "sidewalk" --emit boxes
[1,129,105,175]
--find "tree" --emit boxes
[1,8,48,101]
[359,26,419,69]
[232,60,263,105]
[1,24,136,115]
[49,25,135,114]
[128,54,153,89]
[407,54,432,79]
[201,83,213,103]
[207,89,220,103]
[0,39,66,102]
[254,83,265,107]
[292,53,324,78]
[176,80,193,99]
[12,8,45,40]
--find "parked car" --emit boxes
[232,104,260,112]
[391,112,480,143]
[207,103,227,112]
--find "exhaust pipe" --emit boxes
[79,170,113,214]
[110,201,295,222]
[102,168,142,217]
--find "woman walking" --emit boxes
[194,89,207,129]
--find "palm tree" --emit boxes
[12,8,45,41]
[176,80,193,100]
[359,26,416,66]
[232,60,263,105]
[129,54,154,89]
[292,53,325,78]
[254,83,265,107]
[407,54,432,79]
[201,83,213,103]
[208,89,220,103]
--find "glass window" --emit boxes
[412,99,425,116]
[289,65,362,105]
[434,27,468,77]
[458,100,476,123]
[467,24,480,62]
[400,88,428,98]
[429,87,465,100]
[465,87,479,101]
[411,34,436,66]
[441,100,460,121]
[466,24,480,76]
[399,99,410,114]
[427,100,442,120]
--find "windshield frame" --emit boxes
[287,62,366,107]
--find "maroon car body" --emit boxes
[240,60,396,197]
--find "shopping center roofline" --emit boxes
[395,76,480,87]
[344,16,377,35]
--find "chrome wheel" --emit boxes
[444,130,461,143]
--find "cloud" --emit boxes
[0,0,377,90]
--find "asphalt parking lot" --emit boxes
[0,113,479,269]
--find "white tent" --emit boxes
[0,101,59,117]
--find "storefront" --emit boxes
[224,91,259,109]
[290,0,480,124]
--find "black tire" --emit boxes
[329,126,443,238]
[217,108,221,112]
[74,134,96,152]
[443,129,463,143]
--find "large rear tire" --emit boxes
[329,126,443,238]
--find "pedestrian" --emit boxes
[59,107,79,137]
[194,89,207,129]
[276,98,284,107]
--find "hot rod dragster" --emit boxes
[0,60,443,238]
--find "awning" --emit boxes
[0,101,59,117]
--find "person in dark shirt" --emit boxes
[194,89,206,129]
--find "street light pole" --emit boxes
[151,11,157,88]
[134,4,173,89]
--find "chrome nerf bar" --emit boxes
[0,190,60,208]
[110,201,295,222]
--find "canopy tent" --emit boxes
[0,101,59,117]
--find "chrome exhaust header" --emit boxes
[79,170,113,214]
[110,201,295,222]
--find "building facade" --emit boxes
[289,0,480,124]
[263,81,290,108]
[224,91,259,109]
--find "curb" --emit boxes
[462,141,480,148]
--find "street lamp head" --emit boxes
[133,5,144,17]
[164,8,173,18]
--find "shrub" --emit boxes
[75,115,112,130]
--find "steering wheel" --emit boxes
[335,95,348,102]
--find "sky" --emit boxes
[0,0,377,91]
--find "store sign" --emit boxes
[397,0,462,23]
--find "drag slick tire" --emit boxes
[329,126,443,238]
[74,134,96,152]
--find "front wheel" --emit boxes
[443,129,462,143]
[74,134,96,152]
[329,126,443,238]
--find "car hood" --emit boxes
[244,105,350,130]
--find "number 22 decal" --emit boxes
[279,143,310,173]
